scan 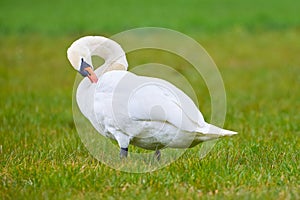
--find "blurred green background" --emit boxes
[1,0,300,35]
[1,0,299,199]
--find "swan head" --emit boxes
[67,36,129,83]
[67,44,98,83]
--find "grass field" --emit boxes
[1,0,300,199]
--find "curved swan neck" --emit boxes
[68,36,128,72]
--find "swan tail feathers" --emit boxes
[196,123,237,137]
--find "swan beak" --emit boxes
[85,67,98,83]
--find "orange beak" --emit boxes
[85,67,98,83]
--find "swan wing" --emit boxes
[126,73,205,132]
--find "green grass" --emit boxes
[1,0,300,199]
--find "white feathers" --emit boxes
[68,36,237,151]
[67,36,128,71]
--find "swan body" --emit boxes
[67,36,237,157]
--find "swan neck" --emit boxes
[104,63,126,72]
[85,36,128,72]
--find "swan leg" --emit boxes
[114,132,130,159]
[120,147,128,158]
[154,150,161,161]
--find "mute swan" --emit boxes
[67,36,237,159]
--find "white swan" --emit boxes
[67,36,237,159]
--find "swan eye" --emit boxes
[78,58,91,77]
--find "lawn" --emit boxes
[0,0,300,199]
